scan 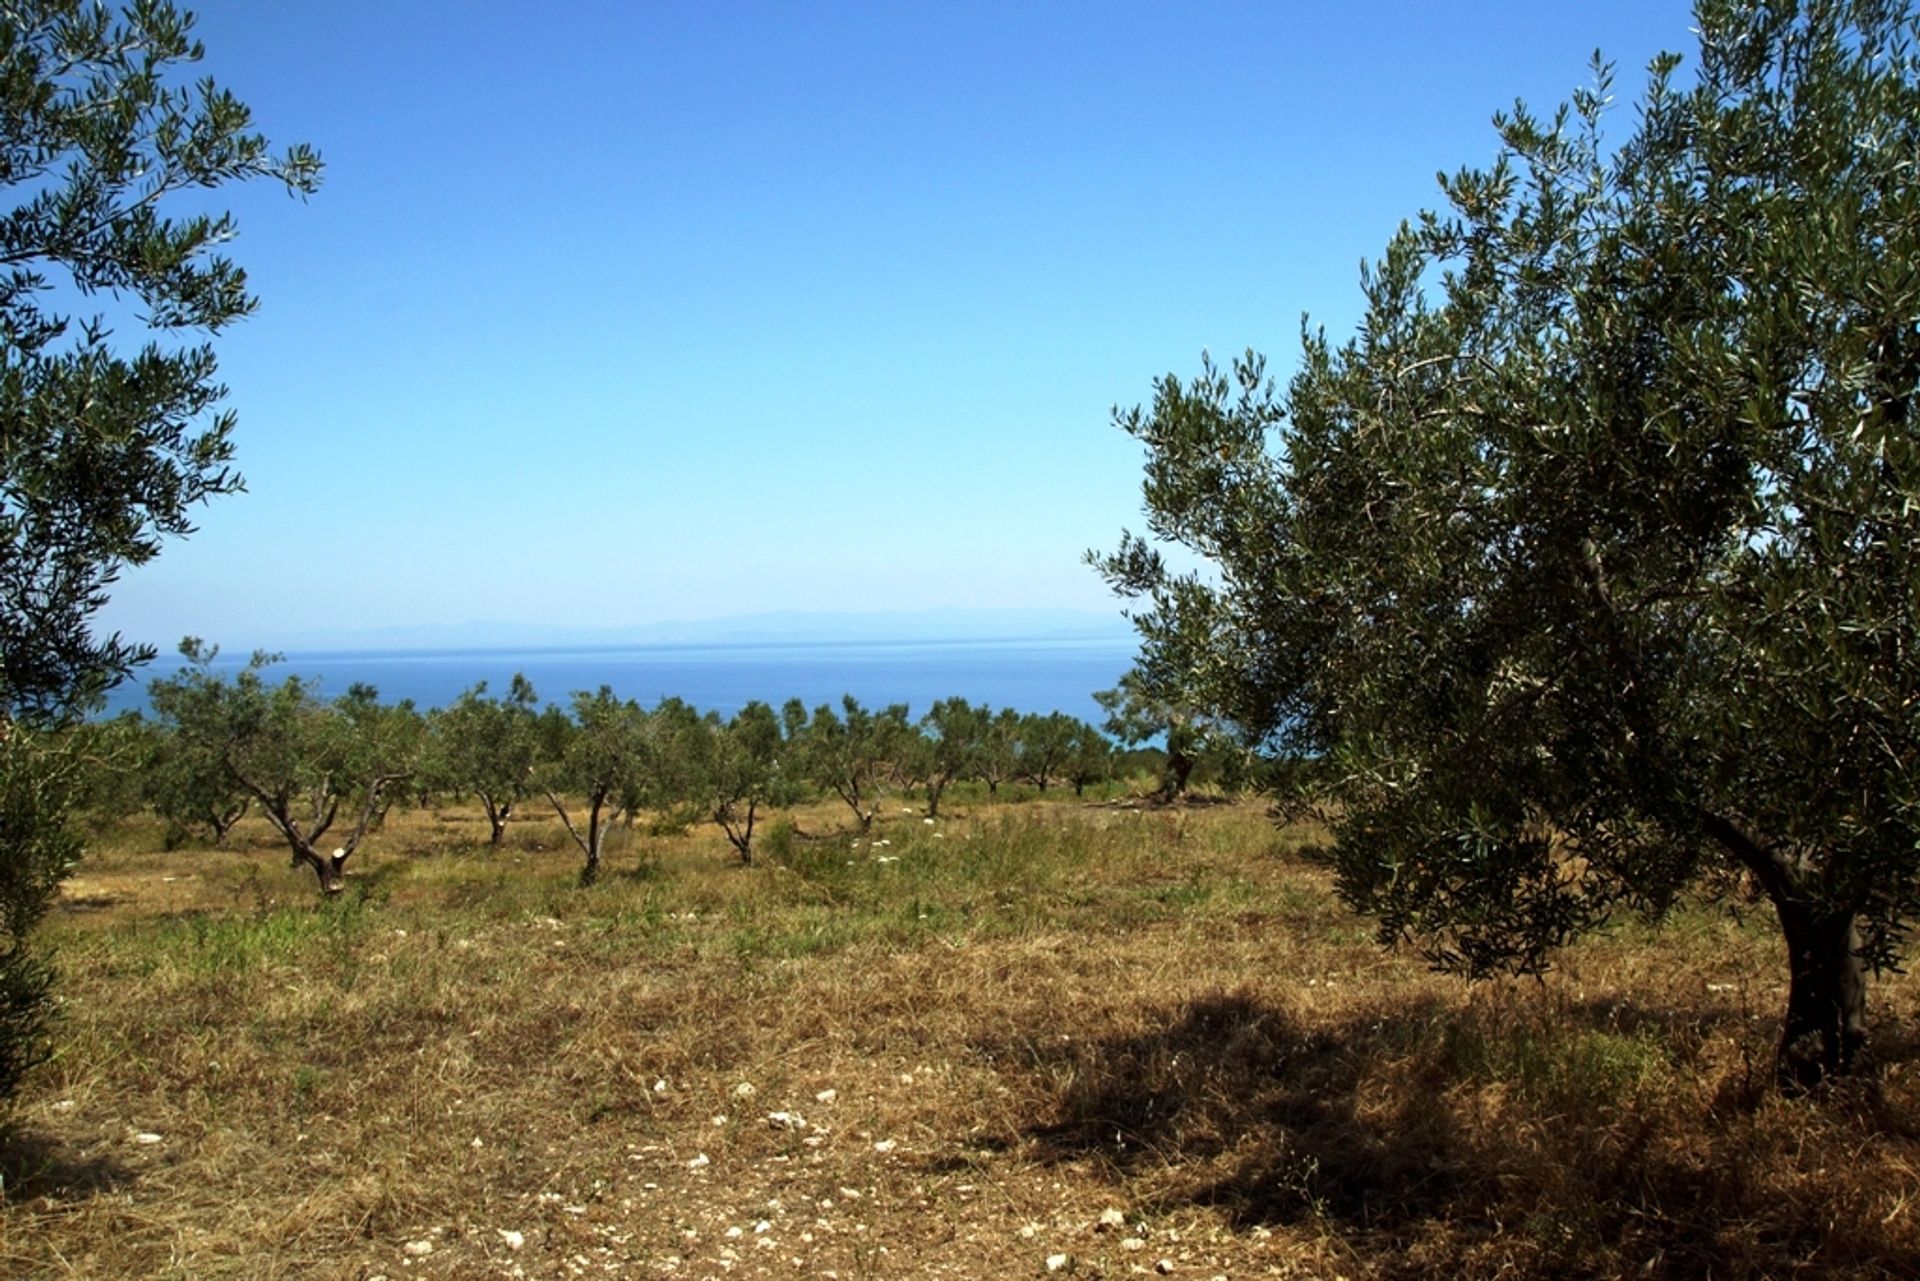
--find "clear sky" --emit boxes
[95,0,1701,651]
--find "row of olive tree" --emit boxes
[134,643,1196,890]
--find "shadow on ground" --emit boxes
[978,990,1920,1279]
[0,1128,134,1203]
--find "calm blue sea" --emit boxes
[104,636,1138,724]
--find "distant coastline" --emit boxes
[106,630,1139,725]
[234,607,1136,656]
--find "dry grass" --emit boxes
[3,791,1918,1279]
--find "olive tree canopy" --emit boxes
[0,1,316,1099]
[1095,0,1920,1090]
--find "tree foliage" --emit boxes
[541,687,649,885]
[683,700,802,864]
[0,1,316,1099]
[146,639,250,846]
[429,675,539,847]
[795,695,909,831]
[0,1,320,719]
[1096,0,1920,1089]
[161,648,418,893]
[919,696,984,817]
[1093,668,1224,800]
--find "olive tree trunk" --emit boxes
[1775,904,1869,1092]
[1706,812,1869,1091]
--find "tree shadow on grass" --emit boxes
[997,992,1468,1227]
[0,1127,134,1202]
[981,989,1920,1279]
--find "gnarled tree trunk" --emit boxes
[1775,903,1869,1092]
[1706,811,1869,1091]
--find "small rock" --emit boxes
[654,1078,670,1093]
[403,1239,434,1258]
[498,1229,525,1250]
[470,1136,484,1149]
[1121,1237,1147,1252]
[1155,1260,1175,1275]
[711,1114,728,1126]
[51,1099,74,1113]
[725,1226,744,1240]
[767,1110,807,1130]
[688,1153,711,1170]
[872,1139,897,1154]
[815,1088,838,1104]
[131,1132,163,1145]
[1046,1254,1071,1272]
[1096,1207,1126,1232]
[731,1082,756,1099]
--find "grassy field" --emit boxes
[3,789,1918,1279]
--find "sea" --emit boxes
[102,635,1139,725]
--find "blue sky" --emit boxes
[96,0,1700,651]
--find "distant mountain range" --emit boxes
[258,607,1137,654]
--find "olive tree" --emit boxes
[185,656,417,894]
[973,706,1022,798]
[1097,0,1920,1090]
[919,697,984,817]
[684,700,802,865]
[1014,712,1080,792]
[0,0,316,1097]
[542,687,649,885]
[796,695,910,831]
[430,674,540,847]
[1062,722,1114,798]
[1094,670,1216,801]
[146,640,252,846]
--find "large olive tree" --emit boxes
[1096,0,1920,1090]
[0,1,317,1097]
